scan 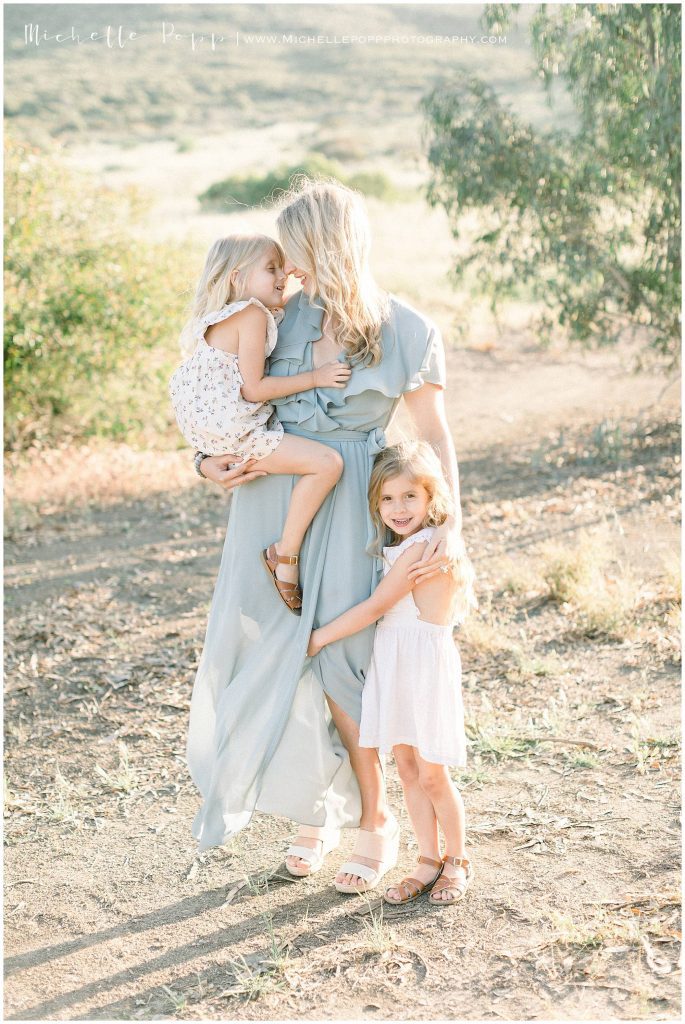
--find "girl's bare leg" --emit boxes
[285,694,393,883]
[257,434,343,585]
[385,744,443,900]
[414,752,467,900]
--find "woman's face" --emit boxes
[378,473,431,537]
[240,246,287,307]
[282,253,315,297]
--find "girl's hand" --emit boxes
[307,629,326,657]
[407,521,463,585]
[200,453,268,490]
[313,361,352,389]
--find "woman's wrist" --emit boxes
[194,451,210,478]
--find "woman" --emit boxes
[188,180,463,892]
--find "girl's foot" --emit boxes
[261,543,302,614]
[384,855,443,903]
[273,542,299,587]
[428,855,473,904]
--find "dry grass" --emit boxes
[458,595,522,659]
[3,443,194,535]
[94,741,140,795]
[538,525,640,640]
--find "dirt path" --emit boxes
[4,330,681,1021]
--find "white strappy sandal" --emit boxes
[334,816,400,894]
[284,824,341,877]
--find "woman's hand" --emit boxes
[313,361,352,389]
[406,521,463,585]
[199,453,268,490]
[307,629,326,657]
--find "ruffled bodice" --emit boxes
[268,290,446,436]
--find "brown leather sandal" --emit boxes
[382,855,443,906]
[428,855,473,906]
[261,543,302,615]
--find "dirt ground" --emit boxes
[3,325,681,1022]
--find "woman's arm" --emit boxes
[402,381,464,584]
[307,543,428,656]
[237,307,351,402]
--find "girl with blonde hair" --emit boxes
[187,179,466,895]
[169,232,351,613]
[308,441,477,902]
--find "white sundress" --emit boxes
[358,526,467,767]
[168,298,285,459]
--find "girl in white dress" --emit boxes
[307,440,478,904]
[169,234,352,614]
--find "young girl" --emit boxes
[169,234,352,615]
[307,440,477,904]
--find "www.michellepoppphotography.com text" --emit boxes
[23,21,506,51]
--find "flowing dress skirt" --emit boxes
[186,427,384,851]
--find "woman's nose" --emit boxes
[283,260,295,275]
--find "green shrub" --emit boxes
[198,153,401,209]
[346,170,404,200]
[4,133,195,449]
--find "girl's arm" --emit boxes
[307,542,428,656]
[402,382,463,584]
[236,307,351,403]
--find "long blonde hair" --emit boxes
[179,234,284,355]
[367,441,478,621]
[275,178,390,366]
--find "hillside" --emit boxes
[4,3,574,156]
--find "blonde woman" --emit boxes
[169,234,351,613]
[188,180,464,894]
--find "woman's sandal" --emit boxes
[285,825,341,877]
[334,817,400,894]
[261,543,302,615]
[428,855,473,906]
[382,855,444,906]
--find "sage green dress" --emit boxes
[186,289,447,851]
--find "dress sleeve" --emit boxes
[384,528,432,561]
[402,321,447,393]
[382,300,447,395]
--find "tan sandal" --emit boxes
[261,543,302,615]
[334,817,400,894]
[383,855,443,906]
[428,855,473,905]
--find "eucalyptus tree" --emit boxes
[423,3,681,368]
